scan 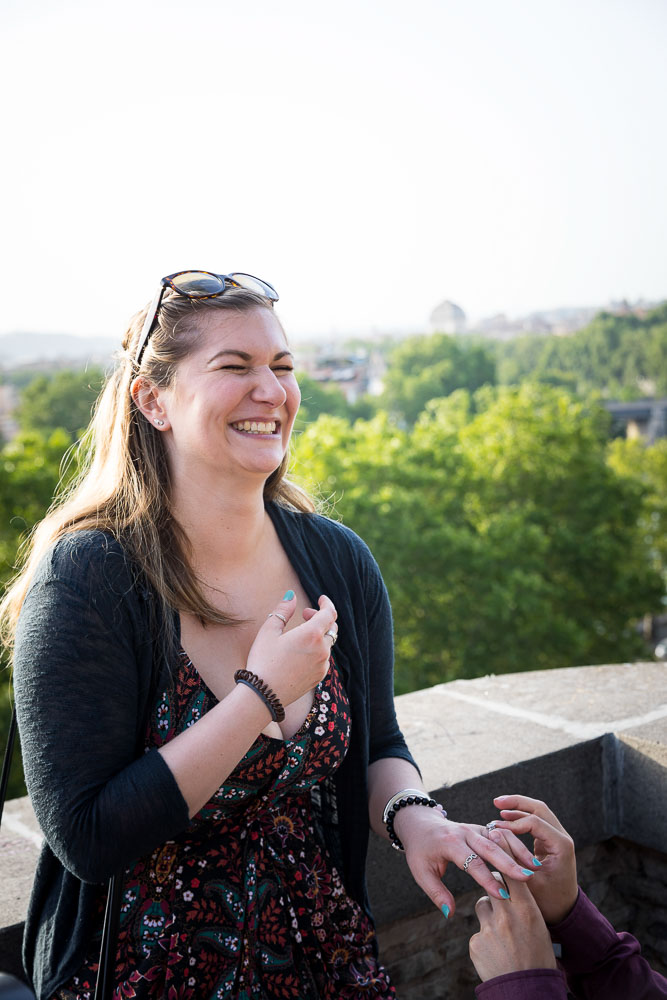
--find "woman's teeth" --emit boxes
[232,420,277,434]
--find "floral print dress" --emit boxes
[54,652,395,1000]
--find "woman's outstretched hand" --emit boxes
[491,794,579,925]
[395,806,542,917]
[469,868,558,982]
[246,592,338,707]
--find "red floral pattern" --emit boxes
[54,654,394,999]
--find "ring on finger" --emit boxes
[486,821,498,832]
[268,612,288,625]
[463,852,479,871]
[324,628,338,645]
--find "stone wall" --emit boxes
[2,662,666,995]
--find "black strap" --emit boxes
[1,707,122,1000]
[0,707,18,828]
[94,873,123,1000]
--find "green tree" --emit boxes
[16,367,105,437]
[493,303,667,398]
[381,333,496,425]
[292,386,663,692]
[0,429,73,797]
[294,373,351,432]
[607,437,667,589]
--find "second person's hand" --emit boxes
[491,794,579,925]
[469,869,558,982]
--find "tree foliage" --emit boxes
[292,385,664,693]
[294,373,351,432]
[0,429,72,797]
[380,333,496,425]
[607,437,667,589]
[493,303,667,398]
[16,367,105,437]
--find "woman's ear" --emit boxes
[131,376,170,430]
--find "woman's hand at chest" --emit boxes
[159,591,338,818]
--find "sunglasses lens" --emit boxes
[171,271,225,297]
[228,273,279,301]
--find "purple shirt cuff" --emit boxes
[475,969,567,999]
[550,887,667,997]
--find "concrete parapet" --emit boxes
[2,662,666,995]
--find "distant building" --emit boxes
[298,350,371,404]
[471,299,665,340]
[604,399,667,444]
[429,300,466,335]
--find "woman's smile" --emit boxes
[230,419,281,436]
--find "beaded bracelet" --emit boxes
[234,669,286,723]
[383,790,447,852]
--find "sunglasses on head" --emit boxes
[134,270,280,366]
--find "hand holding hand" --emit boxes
[491,794,578,925]
[469,871,557,982]
[396,806,541,918]
[246,592,337,708]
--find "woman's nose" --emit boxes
[250,366,287,405]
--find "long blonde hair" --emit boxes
[0,287,315,648]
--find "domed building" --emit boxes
[429,299,466,334]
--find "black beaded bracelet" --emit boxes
[234,669,286,723]
[385,795,443,852]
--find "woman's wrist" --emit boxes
[384,789,447,850]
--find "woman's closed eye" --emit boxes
[217,364,293,375]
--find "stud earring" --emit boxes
[154,419,165,427]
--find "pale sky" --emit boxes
[2,0,666,342]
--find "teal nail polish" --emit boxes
[283,590,295,601]
[441,904,450,919]
[532,857,542,867]
[521,868,534,876]
[499,888,510,900]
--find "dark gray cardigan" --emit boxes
[14,502,416,1000]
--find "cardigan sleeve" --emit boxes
[355,537,416,768]
[551,888,667,998]
[13,534,190,883]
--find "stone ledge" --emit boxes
[1,662,666,989]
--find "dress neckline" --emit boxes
[178,647,332,745]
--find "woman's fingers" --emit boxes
[406,858,456,919]
[264,591,297,634]
[247,594,337,706]
[488,827,540,870]
[461,830,538,894]
[301,596,338,649]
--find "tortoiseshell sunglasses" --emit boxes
[134,270,280,366]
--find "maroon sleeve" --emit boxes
[475,969,567,999]
[551,888,667,999]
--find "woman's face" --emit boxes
[155,307,300,489]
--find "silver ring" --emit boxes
[268,612,288,625]
[462,852,478,871]
[486,821,498,832]
[325,629,338,646]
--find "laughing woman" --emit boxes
[3,271,534,1000]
